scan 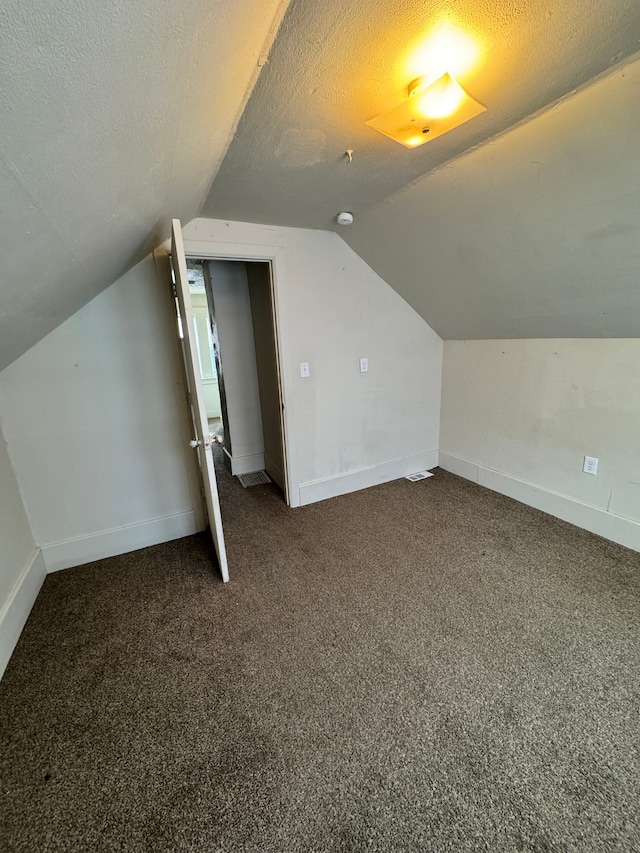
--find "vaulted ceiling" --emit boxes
[343,58,640,339]
[204,0,640,339]
[0,0,289,370]
[204,0,640,231]
[2,0,639,370]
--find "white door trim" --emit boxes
[181,239,298,507]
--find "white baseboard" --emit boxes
[299,450,439,506]
[41,510,199,573]
[0,548,46,679]
[439,452,640,553]
[223,447,266,476]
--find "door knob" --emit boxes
[189,439,202,448]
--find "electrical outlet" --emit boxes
[359,357,368,373]
[583,455,598,475]
[299,361,310,378]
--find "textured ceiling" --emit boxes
[343,57,640,339]
[0,0,289,370]
[203,0,640,231]
[3,0,639,366]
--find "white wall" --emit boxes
[206,261,265,474]
[0,424,45,677]
[0,254,203,572]
[184,218,443,505]
[440,339,640,552]
[0,218,441,581]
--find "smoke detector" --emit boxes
[336,211,354,226]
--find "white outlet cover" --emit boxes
[299,361,310,378]
[583,455,598,475]
[359,357,368,373]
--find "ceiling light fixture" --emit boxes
[365,72,486,149]
[403,23,482,85]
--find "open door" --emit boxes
[171,219,229,582]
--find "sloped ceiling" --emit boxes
[3,0,639,367]
[344,58,640,339]
[0,0,289,370]
[204,0,640,338]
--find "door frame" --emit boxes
[182,240,295,507]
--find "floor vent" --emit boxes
[238,470,272,488]
[405,471,434,482]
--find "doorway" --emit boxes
[187,257,288,504]
[186,261,223,440]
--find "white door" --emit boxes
[171,219,229,582]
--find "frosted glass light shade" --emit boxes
[365,73,486,149]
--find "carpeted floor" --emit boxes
[1,456,639,852]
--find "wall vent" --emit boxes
[405,471,434,482]
[238,470,272,488]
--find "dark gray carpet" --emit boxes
[1,459,639,852]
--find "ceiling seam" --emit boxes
[196,0,293,218]
[202,0,351,213]
[164,0,209,216]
